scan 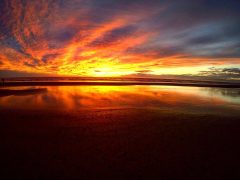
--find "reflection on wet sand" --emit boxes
[0,86,239,113]
[202,87,240,104]
[1,85,240,179]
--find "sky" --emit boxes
[0,0,240,79]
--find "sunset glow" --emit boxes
[0,0,240,79]
[1,1,240,179]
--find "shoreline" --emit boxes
[1,81,240,88]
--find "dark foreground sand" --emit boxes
[1,108,240,179]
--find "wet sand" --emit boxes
[1,108,240,179]
[0,85,240,179]
[0,88,47,97]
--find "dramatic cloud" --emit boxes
[199,67,240,80]
[0,0,240,77]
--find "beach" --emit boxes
[1,85,240,179]
[2,78,240,88]
[1,0,240,178]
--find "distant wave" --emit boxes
[1,77,238,84]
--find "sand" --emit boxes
[0,88,47,97]
[1,107,240,179]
